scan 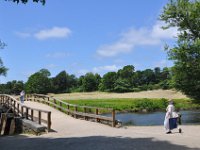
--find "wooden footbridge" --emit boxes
[0,94,116,135]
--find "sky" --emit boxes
[0,0,177,83]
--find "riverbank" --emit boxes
[64,98,200,113]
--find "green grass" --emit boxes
[63,98,200,113]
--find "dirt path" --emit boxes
[49,89,188,100]
[1,101,200,150]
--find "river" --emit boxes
[114,110,200,126]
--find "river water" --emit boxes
[114,110,200,126]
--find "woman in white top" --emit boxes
[20,90,25,104]
[164,99,175,134]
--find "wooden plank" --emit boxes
[9,119,15,135]
[0,114,7,135]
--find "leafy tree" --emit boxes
[11,80,24,94]
[6,0,45,5]
[68,74,78,90]
[52,71,72,93]
[160,0,200,99]
[0,80,24,94]
[141,69,156,85]
[117,65,135,83]
[0,40,8,77]
[114,78,132,93]
[25,69,51,94]
[82,73,99,92]
[154,67,161,83]
[100,72,117,92]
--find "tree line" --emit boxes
[0,65,173,94]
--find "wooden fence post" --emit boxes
[47,112,51,132]
[84,107,87,120]
[26,107,29,119]
[38,111,41,124]
[67,105,70,115]
[75,105,77,118]
[112,109,115,127]
[96,108,99,122]
[31,109,34,121]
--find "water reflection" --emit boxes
[115,110,200,126]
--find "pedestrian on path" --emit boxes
[20,90,25,104]
[164,99,175,134]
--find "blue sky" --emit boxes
[0,0,177,83]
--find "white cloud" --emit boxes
[93,65,121,73]
[34,27,71,40]
[45,52,69,59]
[97,21,178,57]
[151,21,177,39]
[16,27,71,40]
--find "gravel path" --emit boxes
[0,101,199,150]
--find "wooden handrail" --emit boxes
[26,94,116,127]
[0,94,51,131]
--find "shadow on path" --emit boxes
[0,135,199,150]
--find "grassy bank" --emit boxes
[64,98,200,113]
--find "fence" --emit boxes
[0,94,51,131]
[26,94,116,127]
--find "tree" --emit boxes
[0,40,8,77]
[114,78,132,93]
[52,71,69,93]
[7,0,45,5]
[100,72,117,92]
[82,73,99,92]
[117,65,135,84]
[160,0,200,99]
[0,80,24,94]
[25,69,51,94]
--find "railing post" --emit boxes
[17,103,20,115]
[54,99,56,108]
[59,101,62,111]
[38,111,41,124]
[84,107,87,120]
[112,109,116,127]
[96,108,99,122]
[21,106,24,117]
[31,109,34,121]
[47,97,50,106]
[47,112,51,132]
[13,101,16,115]
[74,105,77,118]
[26,107,29,119]
[67,104,70,115]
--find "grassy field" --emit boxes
[47,90,200,113]
[64,98,200,113]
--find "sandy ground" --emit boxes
[48,89,188,100]
[1,101,199,150]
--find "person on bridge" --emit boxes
[20,90,25,104]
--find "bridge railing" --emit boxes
[0,94,51,131]
[26,94,116,127]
